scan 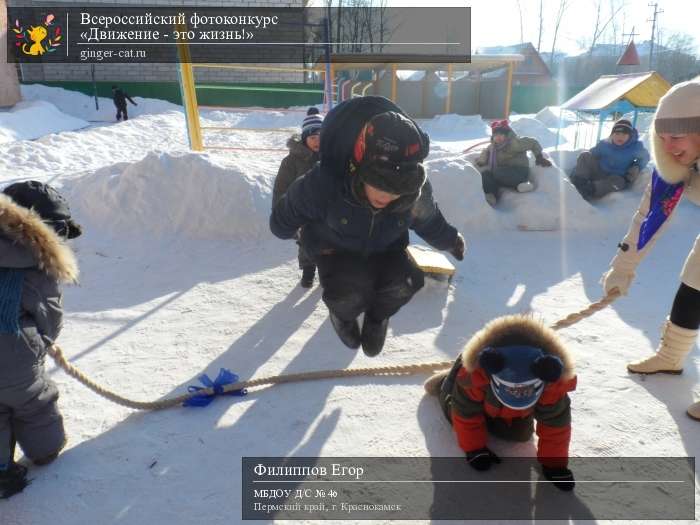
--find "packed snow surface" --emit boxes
[0,85,698,525]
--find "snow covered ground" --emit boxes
[1,86,698,524]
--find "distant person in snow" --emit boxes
[112,85,137,121]
[272,107,323,288]
[474,120,551,207]
[424,315,577,492]
[0,181,81,499]
[601,80,700,421]
[570,118,650,200]
[270,96,465,357]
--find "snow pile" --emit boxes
[426,156,501,232]
[548,148,586,174]
[510,116,561,148]
[69,151,272,240]
[535,105,578,128]
[21,83,181,122]
[396,70,425,81]
[419,114,490,141]
[0,100,88,144]
[428,155,604,233]
[201,107,307,130]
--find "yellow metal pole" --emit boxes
[329,62,336,109]
[504,61,514,119]
[391,64,397,102]
[445,63,453,114]
[176,23,203,151]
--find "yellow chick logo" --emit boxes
[23,25,48,55]
[13,14,62,57]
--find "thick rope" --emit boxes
[46,290,620,411]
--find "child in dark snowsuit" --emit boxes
[272,107,323,288]
[271,96,465,357]
[425,315,577,491]
[571,118,650,200]
[475,120,551,206]
[0,181,81,499]
[112,85,137,121]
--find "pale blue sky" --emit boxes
[344,0,700,55]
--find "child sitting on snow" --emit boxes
[425,315,577,491]
[570,118,650,200]
[474,120,552,207]
[0,181,81,499]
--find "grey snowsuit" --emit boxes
[0,194,78,466]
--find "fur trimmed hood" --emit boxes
[286,135,316,161]
[460,315,574,381]
[0,194,78,283]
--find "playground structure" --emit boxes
[326,54,523,120]
[176,38,524,152]
[178,60,329,153]
[555,71,671,149]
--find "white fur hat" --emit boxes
[654,80,700,135]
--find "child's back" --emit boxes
[0,182,80,499]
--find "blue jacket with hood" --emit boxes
[590,128,650,177]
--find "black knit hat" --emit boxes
[301,107,323,142]
[611,118,633,135]
[3,181,82,239]
[352,111,428,195]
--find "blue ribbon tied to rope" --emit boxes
[183,368,247,407]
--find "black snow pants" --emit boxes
[316,250,425,322]
[116,104,128,121]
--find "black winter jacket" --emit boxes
[113,89,136,108]
[270,165,458,258]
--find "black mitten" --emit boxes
[466,448,501,471]
[542,465,575,491]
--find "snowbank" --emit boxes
[21,83,181,122]
[69,151,271,240]
[510,116,562,148]
[201,107,305,130]
[0,100,88,144]
[427,154,604,233]
[535,105,578,128]
[419,114,490,141]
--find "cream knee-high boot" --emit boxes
[627,319,697,374]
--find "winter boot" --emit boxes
[687,401,700,421]
[516,181,535,193]
[424,370,449,396]
[485,193,497,207]
[329,312,361,349]
[300,266,316,288]
[0,463,29,499]
[361,315,390,357]
[627,320,697,374]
